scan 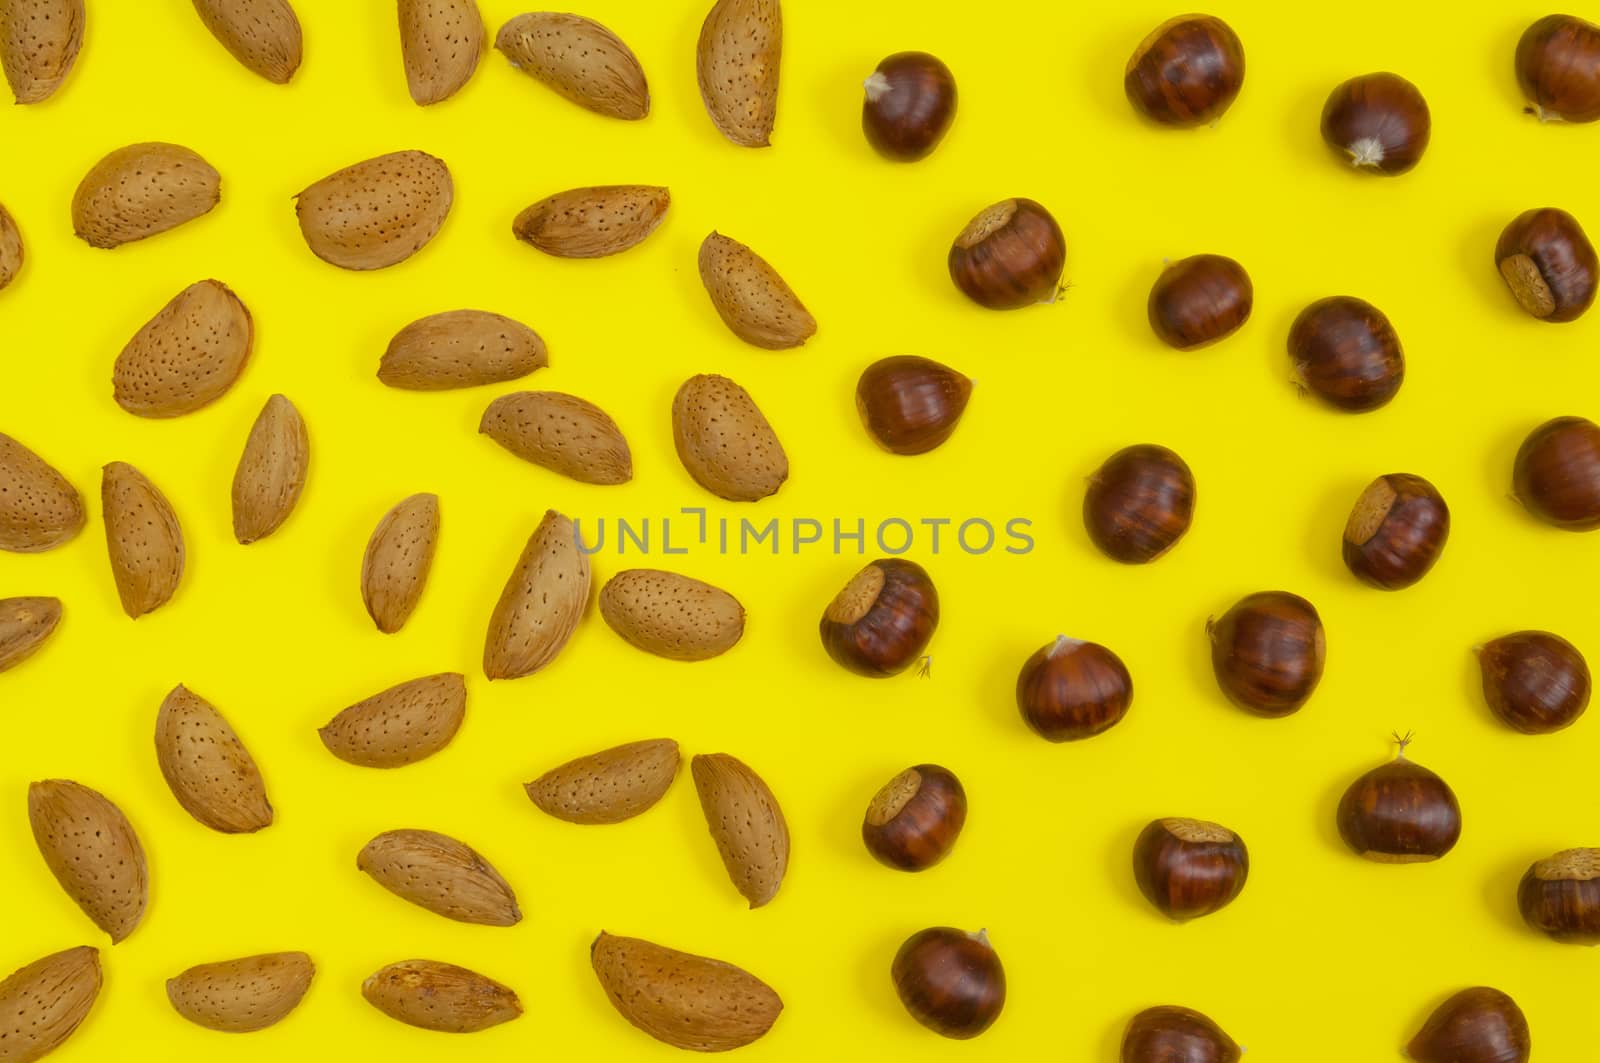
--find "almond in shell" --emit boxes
[231,394,308,544]
[0,202,22,290]
[691,753,789,908]
[591,932,781,1051]
[166,952,313,1032]
[698,231,814,349]
[361,493,439,633]
[513,185,669,259]
[600,570,744,661]
[28,780,148,943]
[524,738,679,825]
[295,151,453,271]
[0,596,61,673]
[378,309,546,390]
[72,143,220,249]
[696,0,781,147]
[483,509,590,680]
[101,462,184,618]
[672,374,788,502]
[318,672,466,768]
[192,0,303,83]
[114,280,253,418]
[398,0,483,105]
[0,433,85,553]
[154,685,272,833]
[479,391,631,485]
[1,0,83,104]
[494,12,648,119]
[0,946,101,1062]
[358,829,520,926]
[362,960,521,1033]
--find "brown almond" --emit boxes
[1,0,83,104]
[28,780,148,943]
[483,509,590,680]
[513,185,669,259]
[362,960,521,1033]
[154,685,272,834]
[295,150,453,271]
[0,596,61,673]
[691,753,789,908]
[166,952,313,1032]
[398,0,483,105]
[114,279,253,418]
[600,569,744,661]
[231,394,308,544]
[591,932,781,1051]
[0,433,85,553]
[698,231,814,349]
[361,493,439,633]
[318,672,466,768]
[671,374,788,502]
[101,462,184,618]
[479,391,632,485]
[0,946,101,1061]
[192,0,303,83]
[0,202,22,290]
[525,738,679,824]
[696,0,781,147]
[358,829,520,926]
[72,143,220,249]
[378,309,547,390]
[494,12,647,119]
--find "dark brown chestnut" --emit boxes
[1342,473,1450,589]
[820,558,938,677]
[947,198,1065,310]
[862,52,957,161]
[1147,254,1253,350]
[1320,72,1431,175]
[1512,415,1600,529]
[1208,591,1325,717]
[1478,630,1590,734]
[862,764,966,871]
[1407,987,1531,1063]
[1519,848,1600,943]
[1084,444,1195,564]
[1495,208,1597,322]
[891,927,1004,1039]
[1517,14,1600,123]
[1122,1005,1241,1063]
[1336,735,1461,863]
[1016,635,1133,741]
[856,356,972,455]
[1132,818,1248,921]
[1124,15,1245,127]
[1288,296,1405,412]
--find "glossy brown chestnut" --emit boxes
[1495,208,1597,322]
[1208,591,1325,716]
[1478,630,1590,734]
[1288,296,1405,412]
[1122,1005,1241,1063]
[1342,473,1450,589]
[1320,72,1431,175]
[1016,635,1133,741]
[1513,416,1600,529]
[1407,987,1531,1063]
[1519,848,1600,943]
[862,52,957,161]
[891,927,1004,1039]
[856,356,972,455]
[1517,14,1600,123]
[1336,735,1462,863]
[1132,818,1248,921]
[820,558,938,677]
[1147,254,1253,350]
[947,198,1065,310]
[1084,444,1195,564]
[1124,15,1245,127]
[862,764,966,871]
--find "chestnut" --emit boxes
[1288,296,1405,412]
[1147,254,1253,350]
[1342,473,1450,589]
[891,927,1004,1039]
[856,356,972,455]
[820,558,938,677]
[1335,735,1461,863]
[1122,1005,1241,1063]
[1208,591,1325,717]
[1494,208,1597,322]
[1512,415,1600,529]
[1083,444,1195,564]
[1519,848,1600,943]
[862,764,966,871]
[1320,72,1431,175]
[1517,14,1600,123]
[1407,987,1531,1063]
[947,198,1065,310]
[862,52,957,161]
[1015,635,1133,742]
[1478,630,1590,734]
[1124,15,1245,127]
[1131,818,1248,921]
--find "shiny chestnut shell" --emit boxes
[1342,473,1450,589]
[1495,208,1598,322]
[1123,1005,1241,1063]
[1208,591,1325,716]
[1478,630,1590,734]
[1407,987,1531,1063]
[819,558,938,677]
[947,198,1065,310]
[1336,740,1462,862]
[891,927,1005,1039]
[1320,72,1431,175]
[1517,848,1600,944]
[1147,254,1253,350]
[1132,818,1248,921]
[862,52,957,161]
[1124,15,1245,127]
[1016,635,1133,741]
[862,764,966,871]
[856,355,972,455]
[1084,444,1195,564]
[1517,14,1600,123]
[1513,416,1600,529]
[1288,296,1405,412]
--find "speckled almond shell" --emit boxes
[691,753,789,908]
[114,280,253,418]
[525,738,679,824]
[398,0,483,105]
[362,960,521,1033]
[318,672,466,769]
[1,0,83,104]
[671,374,788,502]
[28,780,148,943]
[154,685,272,834]
[0,947,101,1062]
[166,952,313,1033]
[599,569,744,661]
[231,394,308,544]
[494,12,648,119]
[0,596,61,673]
[0,203,22,290]
[696,0,781,147]
[482,509,590,680]
[192,0,303,83]
[0,433,85,553]
[479,391,632,485]
[361,493,439,633]
[101,462,185,619]
[698,232,814,349]
[358,829,520,926]
[378,309,546,390]
[72,143,220,249]
[513,185,669,259]
[591,932,782,1051]
[295,150,453,271]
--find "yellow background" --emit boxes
[2,1,1598,1058]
